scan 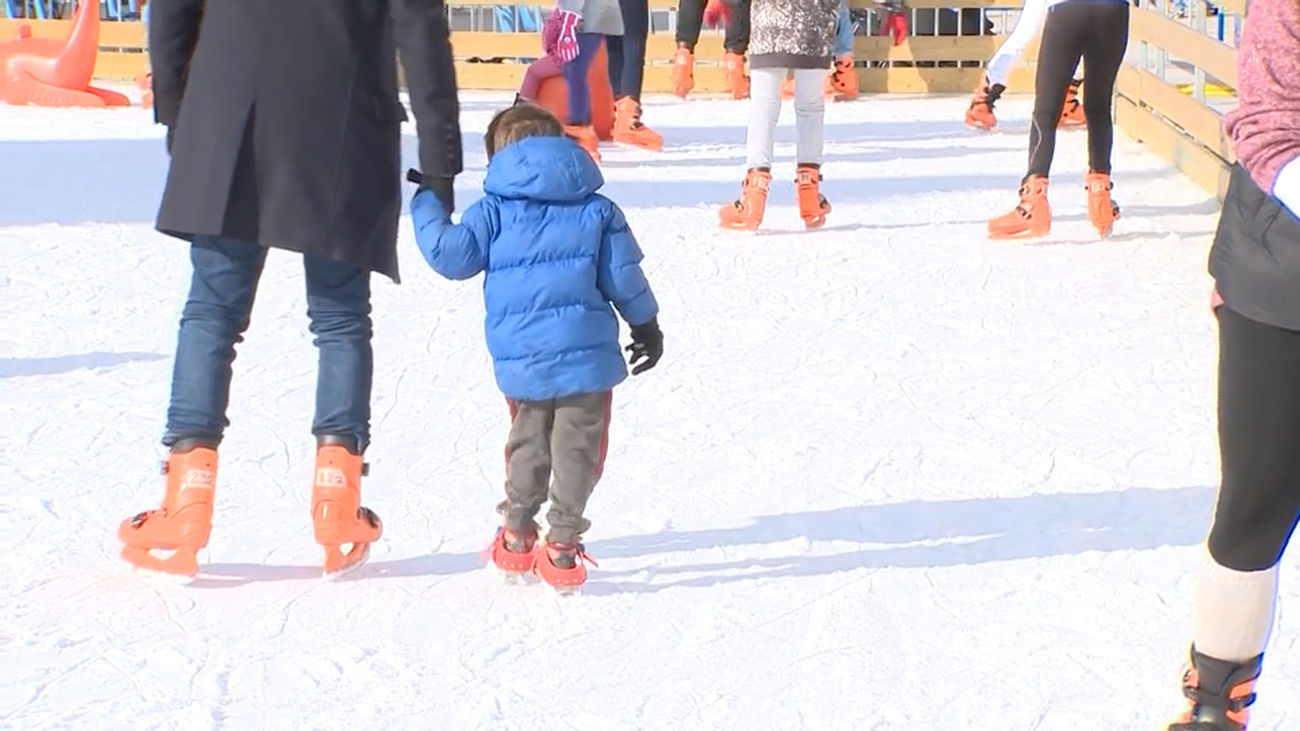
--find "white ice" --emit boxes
[2,89,1296,730]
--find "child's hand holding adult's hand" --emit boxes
[627,319,663,375]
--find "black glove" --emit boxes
[406,168,455,215]
[626,318,663,375]
[165,125,174,155]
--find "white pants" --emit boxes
[746,67,826,169]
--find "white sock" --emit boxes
[1191,547,1278,662]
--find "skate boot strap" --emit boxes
[1181,685,1256,713]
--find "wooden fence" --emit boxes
[1114,0,1245,199]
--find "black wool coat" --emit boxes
[149,0,463,282]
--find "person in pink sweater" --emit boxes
[1165,1,1299,729]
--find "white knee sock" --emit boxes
[746,67,785,169]
[791,68,826,166]
[1191,546,1278,662]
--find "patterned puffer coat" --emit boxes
[748,0,839,69]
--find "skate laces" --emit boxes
[545,542,598,569]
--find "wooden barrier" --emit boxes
[1114,1,1244,200]
[0,0,1040,93]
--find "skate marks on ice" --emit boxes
[581,485,1214,595]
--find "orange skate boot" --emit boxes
[1085,171,1120,238]
[782,73,795,99]
[533,539,598,594]
[563,123,601,162]
[724,51,749,99]
[795,164,832,229]
[671,45,694,98]
[118,439,219,578]
[718,167,772,231]
[988,175,1051,239]
[311,436,382,577]
[965,80,1003,131]
[824,54,859,101]
[1167,646,1261,731]
[487,525,539,580]
[1081,170,1123,236]
[613,96,663,151]
[1058,77,1086,128]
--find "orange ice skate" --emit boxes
[1166,647,1261,731]
[563,123,601,162]
[671,46,694,98]
[719,168,772,231]
[1085,171,1120,238]
[824,54,858,101]
[965,80,1003,131]
[311,436,382,577]
[613,96,663,151]
[796,165,832,228]
[533,540,598,594]
[1059,78,1086,128]
[988,175,1051,239]
[724,51,749,99]
[118,440,218,578]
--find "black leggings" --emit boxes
[608,0,649,100]
[676,0,750,55]
[1026,0,1128,178]
[1206,306,1300,572]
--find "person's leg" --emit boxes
[562,32,605,124]
[1025,4,1087,179]
[1079,2,1129,174]
[500,398,555,542]
[1174,306,1300,727]
[725,0,751,54]
[544,391,612,548]
[792,67,826,166]
[614,0,648,100]
[745,67,784,170]
[303,253,373,451]
[163,235,268,447]
[674,0,704,49]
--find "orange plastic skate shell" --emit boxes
[119,447,218,577]
[1,0,130,107]
[489,528,539,574]
[533,541,598,589]
[988,175,1051,240]
[311,445,382,576]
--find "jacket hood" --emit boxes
[483,135,604,202]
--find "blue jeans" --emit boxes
[562,33,606,125]
[834,0,853,58]
[163,235,374,451]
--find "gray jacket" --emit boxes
[749,0,839,69]
[557,0,623,36]
[1209,164,1300,331]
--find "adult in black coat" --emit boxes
[149,0,462,282]
[117,0,464,578]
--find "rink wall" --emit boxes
[1114,0,1245,200]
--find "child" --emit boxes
[408,104,664,590]
[987,0,1128,240]
[718,0,840,231]
[544,0,624,161]
[1164,0,1299,727]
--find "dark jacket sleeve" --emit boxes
[147,0,205,127]
[390,0,464,179]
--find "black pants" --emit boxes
[1026,0,1128,179]
[1206,306,1300,572]
[608,0,649,100]
[676,0,750,54]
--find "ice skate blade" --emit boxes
[550,583,583,597]
[321,542,370,579]
[987,227,1049,241]
[121,545,200,578]
[489,562,533,585]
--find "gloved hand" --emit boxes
[626,318,663,375]
[166,125,174,155]
[703,0,731,29]
[545,6,583,64]
[877,0,908,46]
[406,168,455,215]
